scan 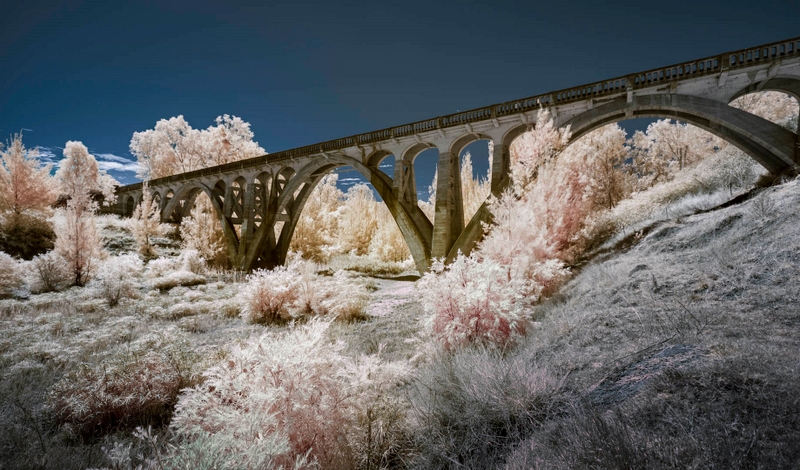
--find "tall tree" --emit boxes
[54,142,115,285]
[130,181,165,256]
[0,133,57,215]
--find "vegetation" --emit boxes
[0,91,798,468]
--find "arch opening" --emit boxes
[729,90,799,133]
[286,162,414,267]
[412,147,439,223]
[457,139,492,226]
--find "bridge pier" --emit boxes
[431,151,464,259]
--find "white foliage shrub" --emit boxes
[0,251,23,298]
[27,251,71,293]
[89,254,144,306]
[239,258,370,324]
[239,264,298,324]
[145,250,207,290]
[170,320,410,469]
[179,249,207,274]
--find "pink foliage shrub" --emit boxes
[417,255,532,350]
[170,318,411,468]
[239,265,297,324]
[170,320,410,468]
[50,339,198,438]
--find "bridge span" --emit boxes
[107,37,800,274]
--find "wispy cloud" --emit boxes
[97,161,140,173]
[95,153,135,164]
[93,152,139,173]
[36,146,59,163]
[379,163,393,169]
[21,128,34,133]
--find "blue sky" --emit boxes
[1,0,797,198]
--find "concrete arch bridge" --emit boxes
[107,36,800,274]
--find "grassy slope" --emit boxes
[504,178,800,469]
[1,179,799,468]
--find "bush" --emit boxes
[0,251,23,298]
[49,333,200,438]
[239,265,298,324]
[417,254,542,350]
[150,271,207,290]
[89,254,144,306]
[0,213,56,260]
[146,250,208,290]
[27,251,71,293]
[171,320,353,467]
[170,320,411,469]
[239,258,370,325]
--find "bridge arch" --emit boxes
[565,94,798,175]
[123,195,136,217]
[255,154,433,274]
[728,76,800,103]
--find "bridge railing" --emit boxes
[118,36,800,194]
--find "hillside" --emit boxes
[1,180,799,469]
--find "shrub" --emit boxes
[239,258,370,325]
[146,250,208,290]
[50,332,200,438]
[89,254,144,306]
[0,212,56,260]
[239,265,298,324]
[179,249,207,274]
[0,251,23,298]
[171,320,353,468]
[418,254,546,350]
[150,271,207,290]
[170,320,411,469]
[27,251,71,293]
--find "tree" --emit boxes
[54,141,114,285]
[130,115,265,180]
[0,133,57,214]
[130,181,166,256]
[630,119,720,188]
[563,124,632,211]
[460,151,491,225]
[290,174,343,262]
[179,193,228,267]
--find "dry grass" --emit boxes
[1,173,798,468]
